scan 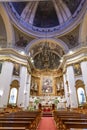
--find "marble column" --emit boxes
[25,74,31,109]
[0,61,14,108]
[81,61,87,95]
[63,73,69,107]
[66,66,78,108]
[17,66,27,109]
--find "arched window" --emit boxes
[75,80,86,106]
[77,87,86,105]
[8,80,19,106]
[9,88,17,104]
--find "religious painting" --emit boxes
[13,64,20,76]
[73,63,82,76]
[42,76,53,93]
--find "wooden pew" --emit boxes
[53,110,87,130]
[0,120,31,128]
[0,110,41,130]
[64,122,87,129]
[7,111,41,129]
[0,127,26,130]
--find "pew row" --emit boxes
[53,110,87,130]
[0,110,41,130]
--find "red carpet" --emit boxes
[37,117,57,130]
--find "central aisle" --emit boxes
[37,117,57,130]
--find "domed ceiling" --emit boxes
[3,0,86,71]
[5,0,86,37]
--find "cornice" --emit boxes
[63,47,87,61]
[63,47,87,72]
[31,68,63,78]
[0,48,27,66]
[0,48,27,58]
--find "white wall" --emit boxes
[67,66,78,108]
[17,66,27,109]
[81,61,87,95]
[25,74,31,109]
[63,74,69,107]
[0,61,14,107]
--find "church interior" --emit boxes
[0,0,87,129]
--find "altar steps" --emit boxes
[42,112,53,117]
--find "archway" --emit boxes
[8,80,19,106]
[75,80,86,106]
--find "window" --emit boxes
[9,88,17,105]
[8,80,19,106]
[77,87,86,105]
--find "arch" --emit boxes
[75,80,86,106]
[25,38,69,54]
[10,80,20,88]
[75,80,85,89]
[79,10,87,43]
[8,80,19,106]
[0,3,15,45]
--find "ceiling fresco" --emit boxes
[30,41,64,57]
[59,25,80,49]
[29,42,64,70]
[34,51,60,70]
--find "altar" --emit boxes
[42,103,54,111]
[29,96,66,110]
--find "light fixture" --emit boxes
[24,90,27,95]
[20,51,25,55]
[69,50,73,54]
[30,57,34,63]
[60,58,63,63]
[0,90,3,97]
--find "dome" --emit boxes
[5,0,86,37]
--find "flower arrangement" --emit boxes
[54,98,59,105]
[34,99,40,105]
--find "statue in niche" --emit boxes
[77,88,86,105]
[31,81,34,89]
[80,90,85,104]
[34,82,38,90]
[56,83,60,90]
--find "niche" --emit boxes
[8,80,19,106]
[75,80,86,106]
